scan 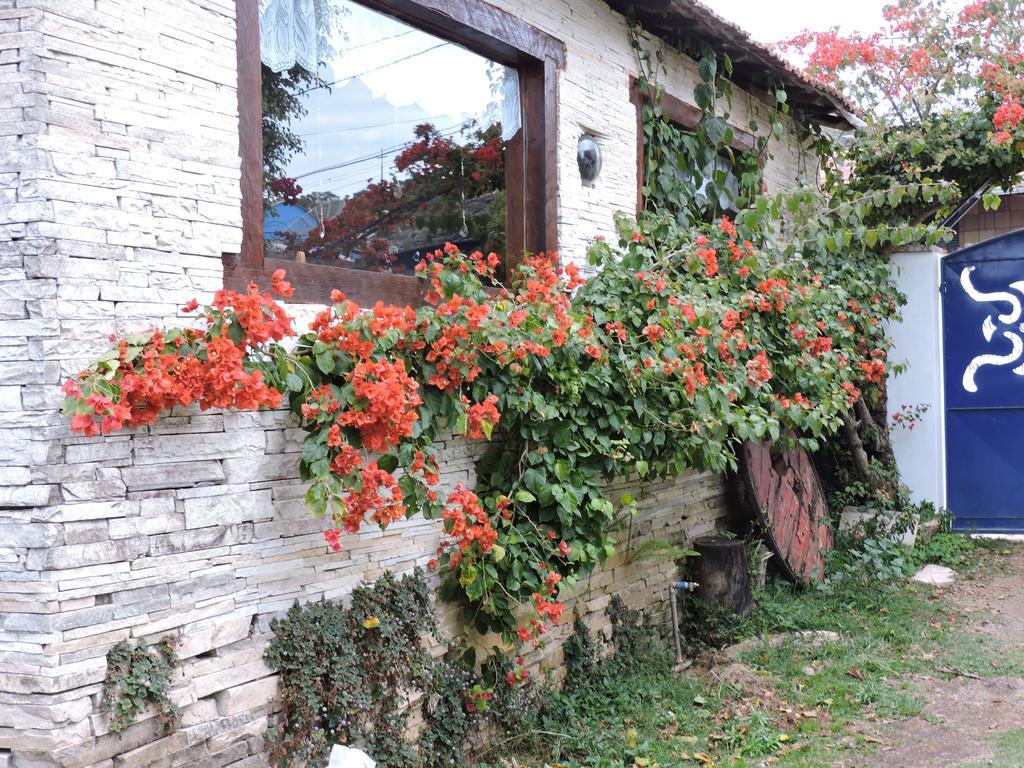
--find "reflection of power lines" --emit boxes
[334,30,414,53]
[298,43,451,96]
[292,119,477,182]
[298,112,458,137]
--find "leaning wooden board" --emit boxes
[739,439,832,584]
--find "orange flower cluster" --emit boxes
[65,280,292,437]
[464,394,501,439]
[323,461,407,550]
[694,236,719,277]
[751,278,791,313]
[440,484,497,557]
[310,296,374,358]
[745,350,773,386]
[337,359,421,452]
[515,564,566,642]
[857,358,887,384]
[424,304,482,391]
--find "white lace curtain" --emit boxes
[498,66,521,141]
[259,0,318,73]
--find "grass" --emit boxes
[955,729,1024,768]
[484,534,1016,768]
[483,651,776,768]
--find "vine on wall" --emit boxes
[63,204,937,646]
[628,18,966,516]
[102,636,180,734]
[630,23,788,227]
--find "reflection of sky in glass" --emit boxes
[284,0,495,200]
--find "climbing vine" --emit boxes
[265,569,527,768]
[102,636,180,734]
[265,570,438,767]
[64,203,937,644]
[630,23,787,227]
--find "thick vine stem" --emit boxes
[855,397,891,456]
[841,411,873,485]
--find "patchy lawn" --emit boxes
[486,537,1024,768]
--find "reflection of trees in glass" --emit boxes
[262,64,321,205]
[261,1,505,271]
[261,0,345,205]
[289,122,506,272]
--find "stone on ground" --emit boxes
[911,564,956,586]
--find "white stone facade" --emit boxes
[0,0,815,765]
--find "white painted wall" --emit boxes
[887,248,947,510]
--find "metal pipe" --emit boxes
[670,580,699,671]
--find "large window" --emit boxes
[231,0,563,306]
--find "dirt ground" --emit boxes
[863,546,1024,768]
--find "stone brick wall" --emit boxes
[0,0,811,766]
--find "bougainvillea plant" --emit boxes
[64,195,920,648]
[780,0,1024,136]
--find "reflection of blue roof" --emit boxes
[264,204,317,240]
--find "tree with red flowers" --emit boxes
[780,0,1024,217]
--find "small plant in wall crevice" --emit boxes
[101,635,180,734]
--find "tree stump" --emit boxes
[693,536,753,618]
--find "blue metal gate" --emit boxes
[942,230,1024,533]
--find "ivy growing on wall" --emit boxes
[265,570,436,767]
[630,23,787,227]
[102,636,180,734]
[265,568,535,768]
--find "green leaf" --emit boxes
[514,490,536,504]
[693,83,715,111]
[982,191,1002,211]
[315,350,334,374]
[697,54,716,85]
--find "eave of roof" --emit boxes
[604,0,860,130]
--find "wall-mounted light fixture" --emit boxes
[577,134,602,183]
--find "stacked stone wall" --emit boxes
[0,0,808,765]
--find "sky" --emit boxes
[701,0,888,44]
[280,0,892,201]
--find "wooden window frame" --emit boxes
[229,0,564,306]
[629,77,756,217]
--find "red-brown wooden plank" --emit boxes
[739,439,832,585]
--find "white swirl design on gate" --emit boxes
[960,266,1024,392]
